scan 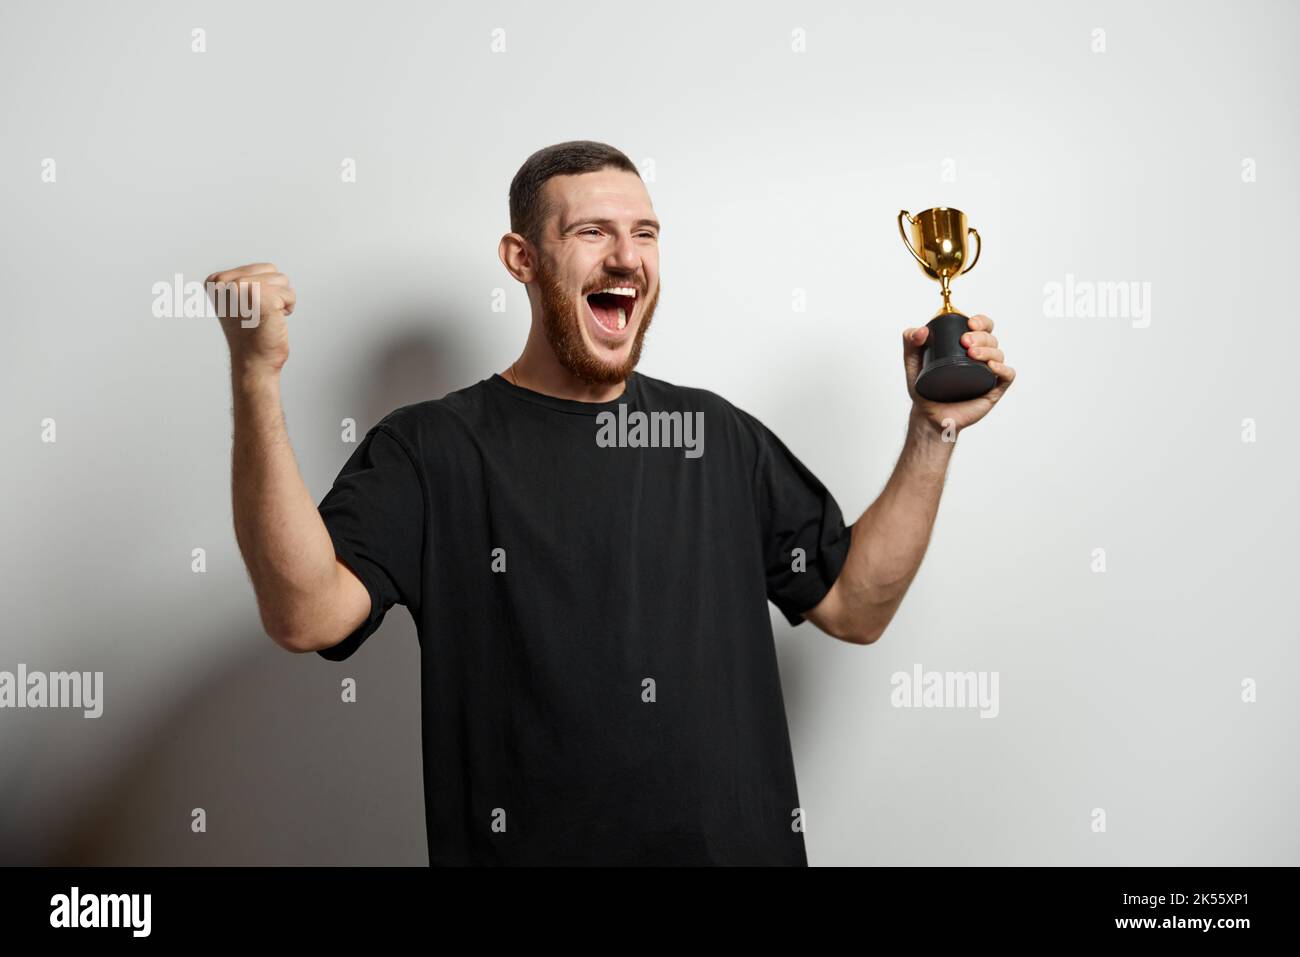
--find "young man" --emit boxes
[209,140,1015,865]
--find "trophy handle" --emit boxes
[960,226,981,274]
[897,211,929,270]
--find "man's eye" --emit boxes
[579,228,656,239]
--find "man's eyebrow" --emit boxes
[561,217,661,234]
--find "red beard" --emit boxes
[534,259,659,386]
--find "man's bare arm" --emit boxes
[805,411,952,644]
[211,263,370,654]
[806,315,1016,645]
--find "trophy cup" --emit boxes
[897,207,996,402]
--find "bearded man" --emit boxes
[207,140,1015,866]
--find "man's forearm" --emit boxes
[229,369,342,643]
[824,411,955,641]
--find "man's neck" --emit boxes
[504,335,627,404]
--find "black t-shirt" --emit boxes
[315,370,852,865]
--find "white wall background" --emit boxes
[1,0,1296,865]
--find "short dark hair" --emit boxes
[509,141,641,248]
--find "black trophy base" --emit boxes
[914,311,997,403]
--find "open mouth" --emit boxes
[584,286,638,334]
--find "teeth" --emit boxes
[593,286,638,299]
[617,307,627,329]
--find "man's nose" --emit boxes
[605,230,641,271]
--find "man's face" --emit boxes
[530,169,661,385]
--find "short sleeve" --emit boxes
[315,424,424,661]
[743,411,853,627]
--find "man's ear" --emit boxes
[498,232,535,284]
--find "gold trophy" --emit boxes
[898,207,995,402]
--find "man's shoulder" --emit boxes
[632,372,775,459]
[365,377,495,449]
[634,372,767,433]
[634,371,744,417]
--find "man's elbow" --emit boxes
[840,622,885,646]
[814,613,885,646]
[272,632,321,654]
[263,621,310,654]
[260,609,328,654]
[806,597,887,646]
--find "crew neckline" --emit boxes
[488,371,640,415]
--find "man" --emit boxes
[208,140,1015,866]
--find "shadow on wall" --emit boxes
[51,612,426,866]
[359,320,471,427]
[42,320,824,864]
[49,322,463,865]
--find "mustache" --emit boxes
[582,280,645,294]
